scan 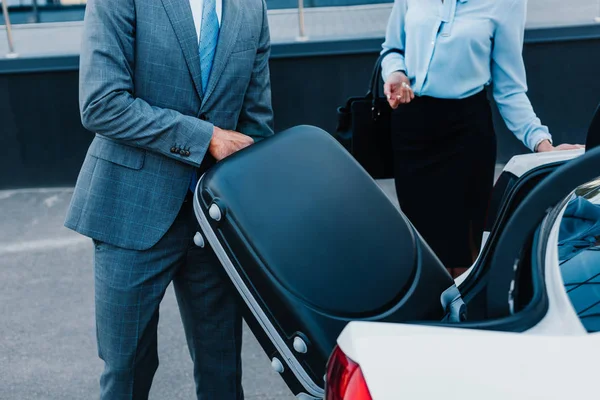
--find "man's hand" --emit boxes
[536,139,584,153]
[209,127,254,161]
[384,71,414,109]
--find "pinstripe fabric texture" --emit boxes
[65,0,273,398]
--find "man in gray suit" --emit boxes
[65,0,274,398]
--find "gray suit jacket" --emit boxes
[65,0,274,250]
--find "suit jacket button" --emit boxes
[179,149,187,156]
[185,150,191,157]
[200,113,208,121]
[171,147,177,153]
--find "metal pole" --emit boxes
[296,0,309,42]
[32,0,39,24]
[1,0,19,58]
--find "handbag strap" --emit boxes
[367,48,405,99]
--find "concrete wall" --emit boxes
[1,0,394,25]
[4,0,391,8]
[1,26,599,189]
[266,0,391,8]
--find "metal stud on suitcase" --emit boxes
[193,125,456,399]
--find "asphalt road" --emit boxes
[0,188,296,400]
[1,174,510,399]
[0,181,401,399]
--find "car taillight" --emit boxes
[325,345,373,400]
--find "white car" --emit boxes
[325,147,600,399]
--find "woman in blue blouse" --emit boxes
[381,0,582,277]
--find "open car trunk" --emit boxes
[192,125,593,398]
[457,149,584,321]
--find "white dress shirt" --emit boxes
[189,0,223,40]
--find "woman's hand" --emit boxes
[384,71,414,109]
[536,139,585,153]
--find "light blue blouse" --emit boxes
[381,0,552,152]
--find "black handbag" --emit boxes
[335,49,403,179]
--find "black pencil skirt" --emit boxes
[391,89,497,274]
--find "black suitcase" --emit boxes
[193,125,456,399]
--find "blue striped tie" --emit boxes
[190,0,220,194]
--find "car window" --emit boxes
[557,178,600,333]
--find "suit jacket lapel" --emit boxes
[201,0,242,108]
[160,0,204,99]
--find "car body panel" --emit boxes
[502,148,584,178]
[526,201,587,335]
[337,322,598,400]
[336,207,588,399]
[456,150,584,287]
[333,149,595,399]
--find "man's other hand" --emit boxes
[209,127,255,161]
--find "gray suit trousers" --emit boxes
[93,199,243,400]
